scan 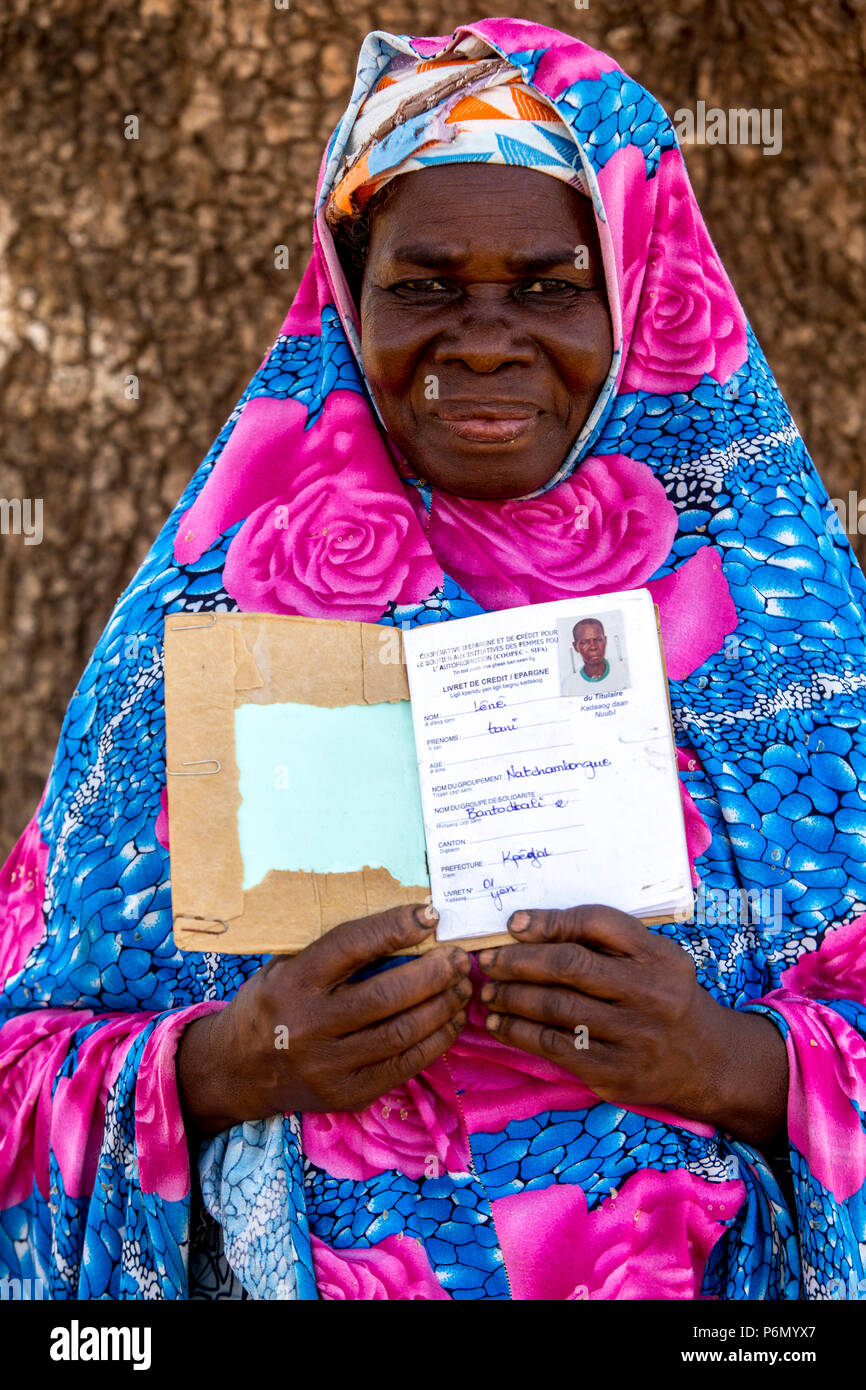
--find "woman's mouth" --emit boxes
[433,404,539,444]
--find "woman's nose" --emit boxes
[433,329,536,373]
[432,293,536,373]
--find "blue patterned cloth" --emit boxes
[2,17,866,1302]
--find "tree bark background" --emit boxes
[1,0,864,857]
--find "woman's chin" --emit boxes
[408,446,566,502]
[422,473,549,502]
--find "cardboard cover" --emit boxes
[164,611,516,955]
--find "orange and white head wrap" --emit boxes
[325,52,589,228]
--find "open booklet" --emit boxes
[164,590,692,955]
[403,589,692,942]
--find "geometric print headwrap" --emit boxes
[326,51,589,227]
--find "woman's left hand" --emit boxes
[477,905,789,1148]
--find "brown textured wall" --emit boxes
[1,0,864,857]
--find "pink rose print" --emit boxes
[752,983,866,1203]
[0,794,49,989]
[302,1059,468,1180]
[174,391,442,622]
[0,1010,96,1206]
[468,20,619,95]
[677,774,713,886]
[312,1232,450,1300]
[676,744,712,881]
[532,38,620,96]
[51,1015,141,1201]
[447,984,599,1134]
[409,34,458,57]
[223,469,438,621]
[427,453,677,611]
[644,548,737,875]
[155,785,170,851]
[137,1002,229,1202]
[492,1168,744,1300]
[781,912,866,1002]
[452,977,716,1139]
[601,145,747,395]
[677,746,705,775]
[647,545,738,681]
[278,252,337,338]
[0,1002,227,1212]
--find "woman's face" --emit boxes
[358,163,612,501]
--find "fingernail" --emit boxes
[454,1010,468,1027]
[509,911,531,933]
[486,1013,501,1031]
[477,949,494,968]
[415,903,439,929]
[451,949,471,975]
[480,983,495,1003]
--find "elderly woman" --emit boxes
[2,17,865,1303]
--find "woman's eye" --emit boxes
[519,278,584,296]
[392,278,452,295]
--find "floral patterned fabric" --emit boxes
[2,17,866,1301]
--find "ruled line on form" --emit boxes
[437,802,580,828]
[447,741,575,767]
[447,719,571,742]
[440,846,587,875]
[424,694,561,725]
[467,823,585,845]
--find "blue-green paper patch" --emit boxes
[234,699,428,891]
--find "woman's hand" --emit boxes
[477,905,789,1148]
[176,903,471,1135]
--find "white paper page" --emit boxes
[403,590,692,943]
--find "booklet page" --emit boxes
[403,590,692,943]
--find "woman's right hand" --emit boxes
[176,903,472,1134]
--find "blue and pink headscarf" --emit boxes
[2,18,866,1301]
